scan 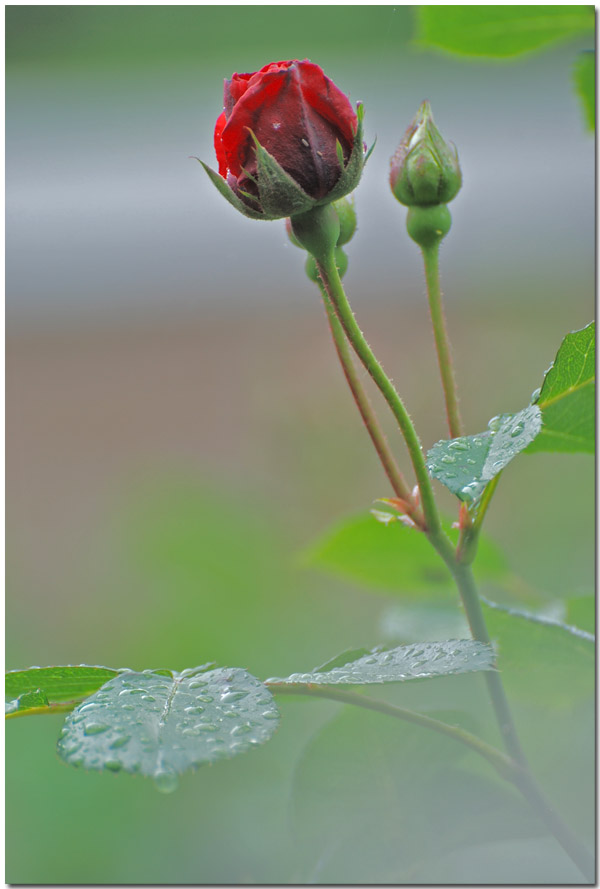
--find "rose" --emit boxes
[201,59,366,220]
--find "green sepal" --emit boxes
[250,132,317,218]
[198,159,266,220]
[322,110,366,205]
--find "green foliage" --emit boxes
[268,639,494,686]
[303,512,507,596]
[574,51,595,130]
[482,599,594,707]
[427,406,542,502]
[527,322,595,454]
[416,6,594,58]
[5,665,120,715]
[291,705,540,882]
[57,667,279,791]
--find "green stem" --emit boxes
[319,285,424,529]
[421,244,463,439]
[268,683,513,779]
[316,252,441,536]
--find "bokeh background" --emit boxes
[6,6,594,884]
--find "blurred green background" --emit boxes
[6,6,594,884]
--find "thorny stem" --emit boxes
[319,284,425,529]
[317,252,442,536]
[421,244,463,439]
[313,249,592,880]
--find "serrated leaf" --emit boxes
[303,512,508,597]
[57,666,279,790]
[267,639,494,685]
[427,405,542,502]
[482,599,594,707]
[416,6,594,58]
[5,664,120,715]
[574,51,595,130]
[527,322,595,454]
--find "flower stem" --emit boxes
[421,243,463,439]
[316,252,441,536]
[319,285,424,528]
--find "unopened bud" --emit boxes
[390,101,461,207]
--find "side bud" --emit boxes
[390,101,461,207]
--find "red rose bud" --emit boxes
[201,60,366,221]
[390,101,461,207]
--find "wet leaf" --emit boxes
[527,322,594,454]
[56,666,279,790]
[267,639,494,685]
[427,405,542,502]
[5,665,121,716]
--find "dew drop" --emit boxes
[184,705,205,715]
[194,723,218,732]
[448,440,468,451]
[188,680,208,690]
[262,710,279,720]
[120,704,135,711]
[530,387,541,405]
[231,723,252,735]
[153,769,179,794]
[84,722,109,735]
[220,691,248,703]
[510,423,524,438]
[440,454,456,464]
[104,759,122,772]
[195,695,214,703]
[110,735,130,749]
[140,695,156,702]
[487,416,502,432]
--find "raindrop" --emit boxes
[487,416,502,432]
[444,471,457,478]
[510,423,524,438]
[272,122,281,130]
[220,691,249,703]
[120,704,135,711]
[448,440,468,451]
[188,680,208,690]
[104,759,122,772]
[140,695,156,702]
[84,722,110,735]
[110,735,130,749]
[78,702,104,712]
[530,387,541,405]
[466,458,476,465]
[194,723,218,732]
[262,710,279,720]
[196,695,214,703]
[184,706,205,715]
[231,724,252,735]
[440,454,456,464]
[153,769,179,794]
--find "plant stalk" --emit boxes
[421,243,463,439]
[268,682,514,779]
[317,252,441,535]
[319,284,424,528]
